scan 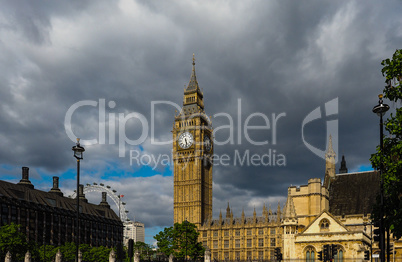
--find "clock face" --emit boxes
[178,132,193,149]
[204,135,212,152]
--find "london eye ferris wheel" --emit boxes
[69,182,131,223]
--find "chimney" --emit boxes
[78,184,88,203]
[17,167,34,189]
[99,192,110,208]
[49,176,63,196]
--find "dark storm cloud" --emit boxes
[0,0,401,233]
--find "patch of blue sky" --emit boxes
[145,226,166,246]
[1,164,14,171]
[73,160,173,181]
[133,164,172,178]
[350,164,374,173]
[0,164,30,182]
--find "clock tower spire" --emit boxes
[173,55,213,226]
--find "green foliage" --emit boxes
[133,241,155,260]
[381,49,402,102]
[155,226,175,256]
[58,242,77,261]
[0,223,29,260]
[371,49,402,238]
[34,242,115,262]
[79,244,92,262]
[38,244,58,262]
[55,242,114,262]
[0,223,117,261]
[88,246,114,262]
[154,221,204,260]
[172,221,204,260]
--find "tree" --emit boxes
[58,242,77,262]
[154,221,205,260]
[79,244,92,262]
[154,226,175,257]
[172,221,204,260]
[371,49,402,238]
[88,246,114,262]
[38,244,58,262]
[133,241,154,260]
[0,223,29,260]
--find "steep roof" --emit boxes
[283,190,297,219]
[329,171,380,216]
[0,179,121,223]
[186,54,200,92]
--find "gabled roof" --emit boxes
[301,210,348,234]
[329,171,379,216]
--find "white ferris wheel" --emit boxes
[69,183,131,223]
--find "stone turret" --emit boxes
[282,189,297,224]
[226,202,231,218]
[276,202,281,222]
[339,155,348,174]
[263,204,269,222]
[282,188,298,260]
[324,135,336,188]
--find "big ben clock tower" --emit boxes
[173,55,213,226]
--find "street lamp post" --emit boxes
[372,94,390,262]
[72,138,85,262]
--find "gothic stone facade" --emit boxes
[173,56,399,261]
[281,141,384,261]
[173,56,284,261]
[198,204,283,261]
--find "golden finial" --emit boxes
[379,94,383,99]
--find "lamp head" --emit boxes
[72,138,85,160]
[372,94,390,117]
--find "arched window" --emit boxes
[305,247,315,262]
[320,219,330,231]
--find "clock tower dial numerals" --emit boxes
[178,132,194,149]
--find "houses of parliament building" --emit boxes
[172,56,402,261]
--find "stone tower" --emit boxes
[173,55,214,226]
[282,188,298,260]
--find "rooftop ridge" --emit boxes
[335,170,376,176]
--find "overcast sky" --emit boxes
[0,0,401,244]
